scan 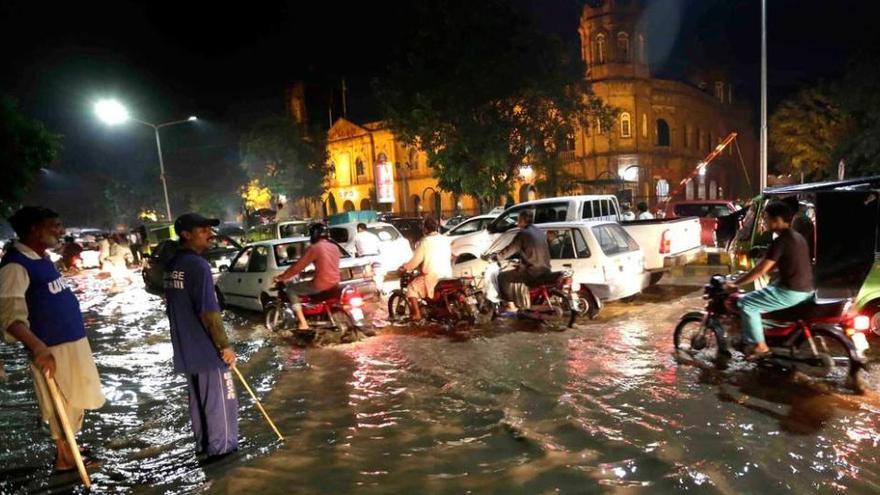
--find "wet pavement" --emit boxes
[3,269,880,494]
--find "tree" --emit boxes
[0,96,62,215]
[239,117,330,205]
[834,49,880,177]
[374,0,611,208]
[769,87,851,180]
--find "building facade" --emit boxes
[323,118,481,218]
[322,0,757,217]
[573,0,757,206]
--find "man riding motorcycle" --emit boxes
[725,200,814,360]
[488,209,552,312]
[399,216,452,321]
[273,223,340,331]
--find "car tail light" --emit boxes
[349,296,364,308]
[659,229,671,254]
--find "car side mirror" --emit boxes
[219,265,228,272]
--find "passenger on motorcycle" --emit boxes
[273,223,341,331]
[399,216,452,321]
[725,200,814,360]
[491,210,552,312]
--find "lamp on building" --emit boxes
[621,165,641,182]
[518,165,534,181]
[697,161,708,177]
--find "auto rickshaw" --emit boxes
[727,176,880,334]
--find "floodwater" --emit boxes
[2,271,880,494]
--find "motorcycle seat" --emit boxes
[306,286,343,302]
[762,297,848,322]
[525,271,565,288]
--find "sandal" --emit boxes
[746,349,773,362]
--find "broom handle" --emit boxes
[232,365,284,441]
[44,371,92,488]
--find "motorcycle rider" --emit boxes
[273,223,340,331]
[399,216,452,321]
[725,200,814,360]
[60,236,83,273]
[491,210,552,312]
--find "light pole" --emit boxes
[759,0,768,192]
[95,99,197,221]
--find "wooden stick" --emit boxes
[231,365,284,441]
[44,371,91,488]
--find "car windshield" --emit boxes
[674,203,732,218]
[592,224,639,255]
[368,225,400,241]
[274,240,351,266]
[493,202,568,232]
[279,222,309,238]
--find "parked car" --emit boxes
[664,200,738,246]
[439,214,469,233]
[245,220,310,243]
[142,235,242,295]
[453,220,648,313]
[443,214,497,237]
[328,221,414,271]
[451,195,702,285]
[216,237,373,312]
[386,217,425,249]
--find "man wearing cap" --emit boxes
[0,206,105,472]
[164,213,238,459]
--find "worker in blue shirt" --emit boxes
[164,213,238,459]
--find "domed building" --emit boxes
[566,0,758,208]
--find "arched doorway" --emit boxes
[360,198,371,211]
[342,200,356,212]
[422,188,441,217]
[410,195,421,215]
[519,184,536,203]
[326,193,338,215]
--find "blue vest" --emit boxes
[0,248,86,346]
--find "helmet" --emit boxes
[309,222,329,244]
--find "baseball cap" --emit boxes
[174,213,220,235]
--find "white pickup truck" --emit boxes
[450,195,702,285]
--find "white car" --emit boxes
[215,237,373,312]
[328,222,413,271]
[443,214,497,237]
[453,220,648,304]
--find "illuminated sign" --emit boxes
[375,160,395,203]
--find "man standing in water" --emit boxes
[164,213,238,459]
[0,207,105,472]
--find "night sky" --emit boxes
[1,0,876,225]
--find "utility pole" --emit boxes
[760,0,768,192]
[341,78,348,118]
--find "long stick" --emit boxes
[44,371,91,488]
[231,365,284,441]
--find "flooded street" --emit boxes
[3,271,880,494]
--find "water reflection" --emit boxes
[2,273,880,493]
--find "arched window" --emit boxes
[355,157,365,177]
[617,32,630,62]
[685,179,694,200]
[620,112,632,138]
[328,161,336,180]
[656,119,670,147]
[638,34,646,63]
[595,117,604,135]
[595,34,606,64]
[343,200,356,212]
[641,113,648,138]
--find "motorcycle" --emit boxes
[674,274,870,393]
[265,281,369,345]
[479,257,578,328]
[387,270,484,325]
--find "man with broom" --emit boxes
[0,206,105,472]
[164,213,239,460]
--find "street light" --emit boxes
[95,98,197,221]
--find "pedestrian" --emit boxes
[621,203,636,221]
[165,213,239,460]
[98,235,111,270]
[60,235,84,274]
[637,202,654,220]
[353,223,386,297]
[128,229,143,266]
[0,206,105,472]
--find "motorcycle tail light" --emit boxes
[853,315,870,332]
